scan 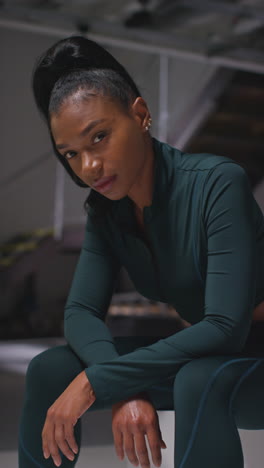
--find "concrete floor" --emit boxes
[1,338,264,467]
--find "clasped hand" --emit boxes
[112,393,167,468]
[42,370,96,467]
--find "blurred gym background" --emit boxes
[1,1,264,466]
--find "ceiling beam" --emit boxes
[1,17,264,74]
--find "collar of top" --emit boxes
[113,137,171,231]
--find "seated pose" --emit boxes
[19,35,264,468]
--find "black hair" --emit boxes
[32,35,141,221]
[48,68,137,117]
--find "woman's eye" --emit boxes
[64,151,77,160]
[94,132,106,144]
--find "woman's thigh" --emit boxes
[25,337,165,410]
[25,344,85,408]
[145,351,264,420]
[28,336,264,417]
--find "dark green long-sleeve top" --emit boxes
[64,137,264,407]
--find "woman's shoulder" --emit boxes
[175,148,240,175]
[155,137,241,175]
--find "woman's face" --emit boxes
[50,90,151,200]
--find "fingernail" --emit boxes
[73,447,78,454]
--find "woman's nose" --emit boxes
[81,153,103,180]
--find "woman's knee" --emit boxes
[232,358,264,429]
[26,345,84,394]
[173,355,256,410]
[173,356,237,407]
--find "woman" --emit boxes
[19,35,264,468]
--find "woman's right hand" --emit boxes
[112,393,166,468]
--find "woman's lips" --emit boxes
[93,175,117,193]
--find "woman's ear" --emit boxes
[131,97,151,131]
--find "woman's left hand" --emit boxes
[42,370,96,467]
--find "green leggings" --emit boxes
[18,335,264,468]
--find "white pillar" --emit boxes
[158,54,169,143]
[53,160,65,241]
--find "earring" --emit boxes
[145,117,152,131]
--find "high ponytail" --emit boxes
[32,35,140,122]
